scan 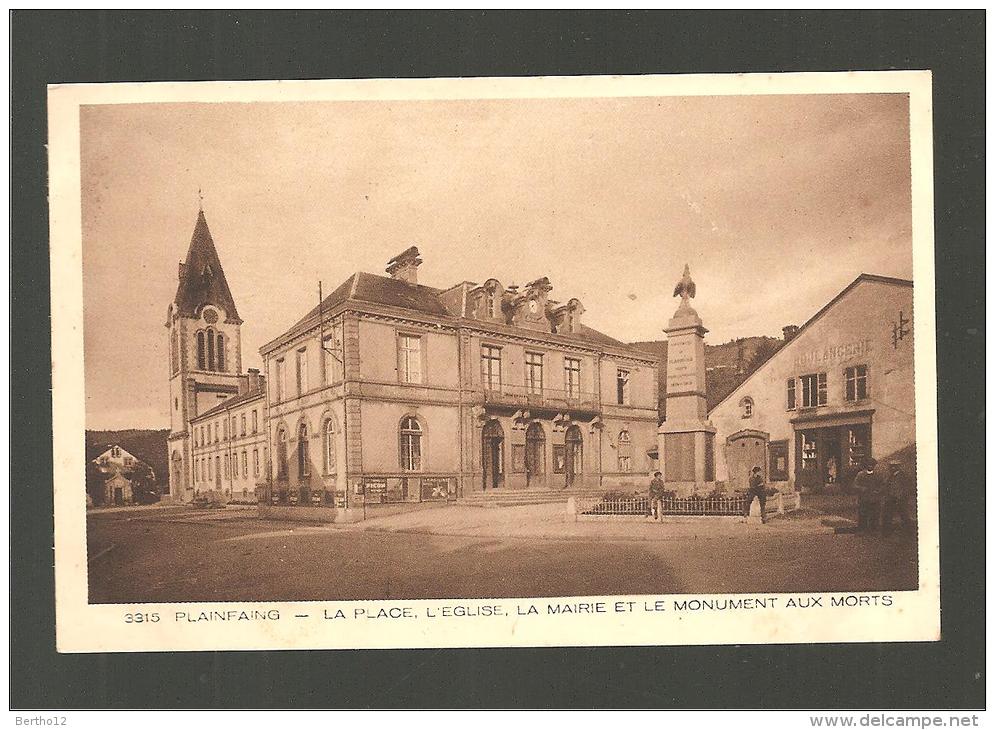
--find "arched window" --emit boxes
[618,429,632,473]
[400,416,422,471]
[217,332,225,371]
[298,423,310,478]
[206,327,216,371]
[197,331,206,370]
[276,428,288,479]
[740,397,754,419]
[323,418,336,474]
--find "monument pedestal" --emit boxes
[657,290,717,497]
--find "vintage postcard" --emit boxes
[50,71,939,652]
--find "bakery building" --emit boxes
[258,246,660,514]
[709,274,915,493]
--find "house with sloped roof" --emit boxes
[258,246,661,517]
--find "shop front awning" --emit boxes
[790,408,874,430]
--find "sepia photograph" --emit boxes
[48,71,939,653]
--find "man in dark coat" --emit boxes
[884,461,915,534]
[852,457,885,532]
[648,471,666,520]
[745,466,767,523]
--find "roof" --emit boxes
[173,211,241,323]
[707,273,913,415]
[192,385,266,421]
[271,271,652,358]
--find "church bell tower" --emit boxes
[165,208,245,501]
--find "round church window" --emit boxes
[203,309,218,324]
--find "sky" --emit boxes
[80,93,913,429]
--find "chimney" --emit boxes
[386,246,422,285]
[247,368,262,394]
[782,325,800,342]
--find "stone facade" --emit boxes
[258,249,660,511]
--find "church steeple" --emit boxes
[174,210,242,323]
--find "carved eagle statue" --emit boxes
[673,263,696,304]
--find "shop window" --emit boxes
[801,432,818,472]
[769,440,790,481]
[845,365,868,402]
[400,416,423,471]
[800,373,827,408]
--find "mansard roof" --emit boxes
[268,270,651,360]
[173,211,242,323]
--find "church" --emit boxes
[165,210,267,503]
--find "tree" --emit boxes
[747,339,781,373]
[127,461,159,504]
[85,460,106,506]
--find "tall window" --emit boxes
[223,419,229,441]
[240,414,246,436]
[487,292,499,319]
[275,358,285,402]
[564,357,581,398]
[197,331,206,370]
[800,373,828,408]
[224,454,230,479]
[845,365,868,401]
[399,334,422,384]
[400,416,422,471]
[216,332,225,371]
[207,328,216,371]
[252,410,258,433]
[481,345,502,391]
[171,329,179,374]
[323,418,336,474]
[276,429,288,479]
[296,347,308,396]
[786,377,796,410]
[618,429,632,472]
[323,323,343,384]
[525,352,544,394]
[616,369,630,405]
[241,451,248,478]
[298,423,310,478]
[253,449,260,478]
[200,426,205,446]
[214,422,219,443]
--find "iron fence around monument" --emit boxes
[576,493,749,517]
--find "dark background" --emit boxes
[11,10,985,709]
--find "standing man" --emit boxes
[648,471,666,520]
[852,457,885,532]
[746,466,767,524]
[885,461,915,534]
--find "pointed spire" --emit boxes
[173,210,242,323]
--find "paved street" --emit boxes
[86,501,918,603]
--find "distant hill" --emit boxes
[86,428,170,487]
[629,336,784,421]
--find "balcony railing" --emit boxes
[482,383,599,413]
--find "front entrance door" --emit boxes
[525,422,545,489]
[564,425,583,488]
[726,430,769,491]
[114,487,124,506]
[482,420,504,490]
